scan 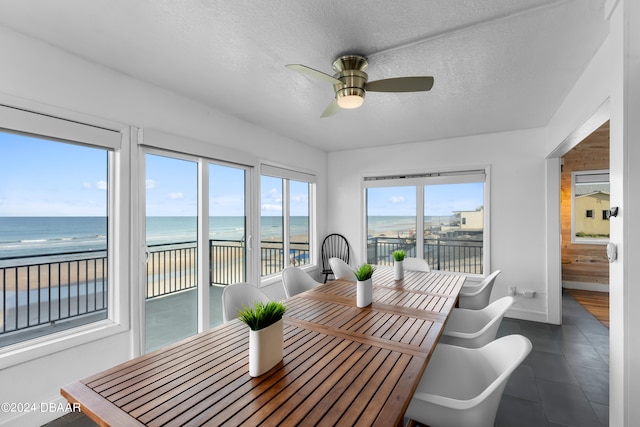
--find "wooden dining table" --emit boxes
[61,266,465,426]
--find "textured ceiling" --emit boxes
[0,0,609,151]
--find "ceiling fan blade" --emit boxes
[320,99,340,118]
[286,64,343,85]
[366,76,434,92]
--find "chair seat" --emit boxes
[458,270,501,310]
[282,266,321,298]
[439,296,514,348]
[405,335,532,427]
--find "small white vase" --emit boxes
[249,318,283,377]
[357,278,373,307]
[394,260,404,280]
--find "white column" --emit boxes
[609,0,640,425]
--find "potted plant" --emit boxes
[238,300,287,377]
[354,263,376,307]
[393,250,406,280]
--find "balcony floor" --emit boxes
[44,291,609,427]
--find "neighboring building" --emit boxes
[456,207,484,231]
[574,184,610,238]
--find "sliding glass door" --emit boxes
[144,153,198,352]
[209,163,249,326]
[141,150,253,351]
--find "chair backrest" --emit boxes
[329,257,355,280]
[458,270,501,310]
[282,266,321,298]
[221,282,271,323]
[402,257,431,272]
[321,234,350,274]
[406,334,532,427]
[440,296,515,348]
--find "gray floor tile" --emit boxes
[504,364,541,403]
[496,394,549,427]
[538,378,602,427]
[591,402,610,427]
[571,365,609,405]
[562,341,609,370]
[529,350,579,385]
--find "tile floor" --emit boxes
[43,291,609,427]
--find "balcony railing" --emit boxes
[367,236,483,274]
[1,238,309,341]
[1,250,108,339]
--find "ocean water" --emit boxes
[0,216,310,259]
[0,215,455,259]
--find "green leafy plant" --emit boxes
[238,301,286,331]
[393,250,406,262]
[354,263,376,281]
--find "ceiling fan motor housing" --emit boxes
[332,56,369,108]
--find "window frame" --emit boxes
[0,105,130,368]
[260,164,317,282]
[362,166,490,278]
[571,169,610,245]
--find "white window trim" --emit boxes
[0,106,131,369]
[571,169,610,245]
[260,163,318,281]
[362,165,491,278]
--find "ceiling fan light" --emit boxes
[336,87,365,109]
[337,94,364,109]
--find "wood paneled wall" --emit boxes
[561,121,610,286]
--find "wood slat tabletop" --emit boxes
[61,267,465,426]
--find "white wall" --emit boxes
[0,25,327,426]
[327,128,550,321]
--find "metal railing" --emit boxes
[1,250,108,337]
[1,238,311,339]
[367,236,484,274]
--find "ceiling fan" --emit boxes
[286,54,434,118]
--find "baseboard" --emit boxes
[505,307,549,323]
[563,281,609,293]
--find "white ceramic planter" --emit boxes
[249,318,284,377]
[394,260,404,280]
[357,278,373,307]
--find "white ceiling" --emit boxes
[0,0,608,152]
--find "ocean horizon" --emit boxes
[0,215,454,259]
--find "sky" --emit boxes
[1,131,481,218]
[0,132,309,217]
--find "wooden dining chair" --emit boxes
[321,233,350,282]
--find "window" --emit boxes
[0,123,117,348]
[572,170,610,243]
[260,165,315,277]
[365,169,488,275]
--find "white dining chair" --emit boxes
[405,334,532,427]
[221,282,271,323]
[282,266,321,298]
[402,257,431,272]
[439,296,514,348]
[329,257,356,280]
[458,270,501,310]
